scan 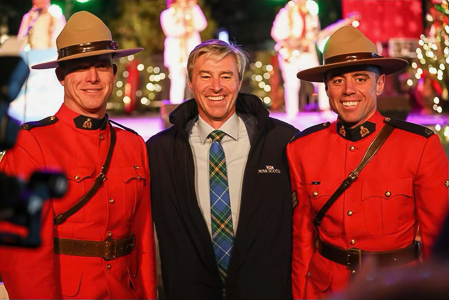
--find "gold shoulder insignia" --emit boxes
[384,118,434,138]
[20,116,58,131]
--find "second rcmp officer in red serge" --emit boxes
[287,26,449,299]
[0,11,157,299]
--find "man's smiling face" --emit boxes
[188,54,242,129]
[325,65,385,128]
[56,54,117,118]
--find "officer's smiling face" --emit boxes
[325,65,385,128]
[56,54,117,118]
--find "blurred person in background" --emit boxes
[271,0,329,118]
[161,0,207,104]
[17,0,66,49]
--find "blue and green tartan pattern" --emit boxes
[208,130,234,284]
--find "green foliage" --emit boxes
[109,0,167,55]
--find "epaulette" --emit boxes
[20,116,58,131]
[384,118,434,138]
[290,122,331,143]
[109,119,138,135]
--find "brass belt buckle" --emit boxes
[347,248,362,270]
[104,236,117,260]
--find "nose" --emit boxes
[344,79,355,95]
[86,67,99,83]
[211,77,222,92]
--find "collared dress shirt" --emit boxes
[189,113,250,234]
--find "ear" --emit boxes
[376,74,385,96]
[55,67,65,85]
[187,79,193,95]
[112,64,118,76]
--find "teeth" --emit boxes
[342,101,358,107]
[85,90,100,93]
[207,96,224,101]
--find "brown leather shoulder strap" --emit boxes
[313,124,395,227]
[54,123,117,225]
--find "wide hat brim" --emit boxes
[31,11,143,70]
[296,56,409,82]
[32,48,143,69]
[296,25,409,82]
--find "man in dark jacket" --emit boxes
[146,39,298,300]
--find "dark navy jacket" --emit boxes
[146,93,298,300]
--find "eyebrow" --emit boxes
[198,70,234,76]
[330,72,370,79]
[351,72,370,77]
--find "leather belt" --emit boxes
[54,233,136,260]
[318,240,421,270]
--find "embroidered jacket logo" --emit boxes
[258,165,281,174]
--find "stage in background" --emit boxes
[8,49,64,123]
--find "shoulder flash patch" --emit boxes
[20,116,58,131]
[384,118,434,138]
[109,120,138,135]
[290,122,331,143]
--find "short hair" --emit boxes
[187,39,249,81]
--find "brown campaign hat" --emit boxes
[32,11,143,69]
[296,26,409,82]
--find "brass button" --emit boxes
[350,239,356,245]
[351,270,356,274]
[74,175,80,180]
[133,166,139,169]
[99,134,104,140]
[306,272,311,278]
[50,116,56,121]
[349,146,355,152]
[107,231,112,237]
[312,191,318,197]
[109,198,115,204]
[137,175,142,179]
[385,191,391,197]
[106,263,111,270]
[347,210,353,216]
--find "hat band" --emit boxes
[58,40,118,59]
[325,52,382,65]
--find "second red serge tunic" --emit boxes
[287,111,448,299]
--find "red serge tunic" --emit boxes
[287,111,448,299]
[0,104,157,299]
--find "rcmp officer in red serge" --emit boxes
[0,11,157,299]
[287,26,449,299]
